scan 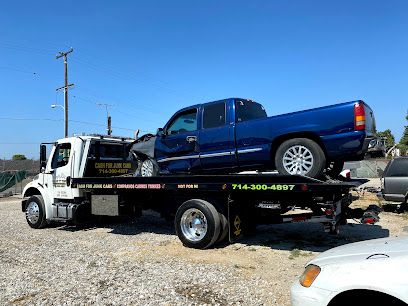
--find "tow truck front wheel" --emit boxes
[25,195,47,229]
[175,199,221,249]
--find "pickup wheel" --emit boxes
[275,138,326,178]
[175,199,221,249]
[25,195,47,229]
[139,157,159,177]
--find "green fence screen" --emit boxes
[0,171,26,193]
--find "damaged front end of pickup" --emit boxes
[129,132,159,177]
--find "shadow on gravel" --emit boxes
[234,222,390,253]
[56,211,389,252]
[57,211,175,236]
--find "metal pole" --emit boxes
[56,48,74,138]
[64,55,68,138]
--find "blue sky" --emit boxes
[0,0,407,159]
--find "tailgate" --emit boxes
[363,103,376,135]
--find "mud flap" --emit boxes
[227,198,257,243]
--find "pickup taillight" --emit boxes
[354,102,366,131]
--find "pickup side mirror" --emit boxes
[40,144,47,170]
[157,128,165,137]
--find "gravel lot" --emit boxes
[1,195,407,306]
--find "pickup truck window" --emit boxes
[235,100,267,122]
[385,159,408,177]
[203,102,226,129]
[51,143,71,169]
[167,109,197,135]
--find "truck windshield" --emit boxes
[235,100,267,122]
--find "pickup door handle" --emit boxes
[186,136,197,143]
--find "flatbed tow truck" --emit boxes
[22,135,378,249]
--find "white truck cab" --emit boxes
[22,135,135,228]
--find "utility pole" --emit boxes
[56,48,74,138]
[97,103,114,135]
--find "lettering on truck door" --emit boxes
[50,142,73,200]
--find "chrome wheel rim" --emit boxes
[141,159,154,177]
[180,208,207,242]
[26,201,40,224]
[282,145,314,175]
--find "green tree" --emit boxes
[377,129,395,150]
[399,111,408,155]
[12,154,27,160]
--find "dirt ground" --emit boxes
[1,191,408,305]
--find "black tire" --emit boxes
[325,161,345,178]
[25,195,47,229]
[138,157,159,177]
[216,212,229,244]
[275,138,326,178]
[175,199,221,249]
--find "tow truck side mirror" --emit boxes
[40,145,47,171]
[157,128,165,137]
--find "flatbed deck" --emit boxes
[67,175,371,248]
[71,174,357,197]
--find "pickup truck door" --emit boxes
[198,101,237,170]
[234,99,270,167]
[156,108,200,173]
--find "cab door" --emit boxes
[199,100,237,170]
[49,141,73,200]
[155,108,200,173]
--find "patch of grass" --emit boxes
[233,263,256,270]
[10,293,37,304]
[87,260,98,268]
[289,248,301,259]
[248,247,257,252]
[158,240,171,246]
[289,248,314,260]
[402,213,408,220]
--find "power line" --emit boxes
[0,117,151,133]
[0,142,40,145]
[70,55,203,102]
[0,117,61,122]
[0,66,39,75]
[0,42,54,56]
[72,94,164,126]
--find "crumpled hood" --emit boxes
[310,236,408,267]
[130,135,156,158]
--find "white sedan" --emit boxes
[291,236,408,306]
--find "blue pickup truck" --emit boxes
[131,98,375,178]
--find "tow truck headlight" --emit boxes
[299,264,321,287]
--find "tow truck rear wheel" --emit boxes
[217,212,229,244]
[175,199,221,249]
[25,195,47,229]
